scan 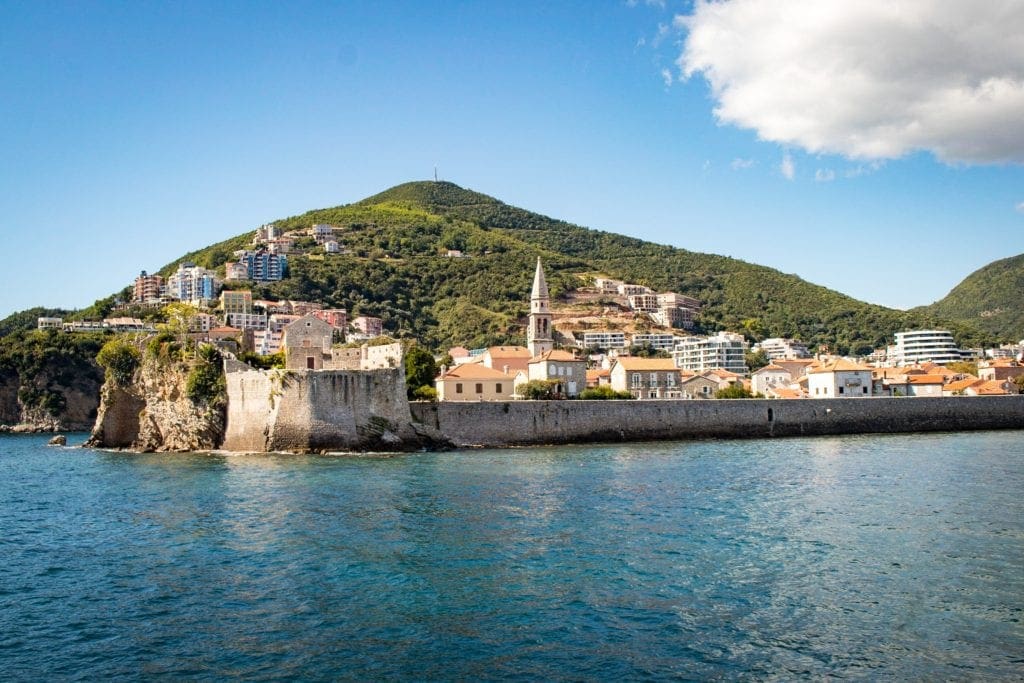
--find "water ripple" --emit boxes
[1,431,1022,680]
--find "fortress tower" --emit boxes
[527,257,554,356]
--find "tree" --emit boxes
[96,338,141,386]
[947,360,978,377]
[745,349,769,372]
[161,302,198,349]
[516,379,561,400]
[404,345,438,398]
[715,384,754,399]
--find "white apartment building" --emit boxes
[757,337,812,360]
[312,224,334,243]
[593,277,623,294]
[673,332,749,375]
[652,306,695,330]
[891,330,964,366]
[618,284,652,297]
[657,292,701,310]
[37,317,63,330]
[253,329,283,355]
[166,262,219,303]
[627,294,660,312]
[580,330,628,350]
[631,333,679,351]
[226,312,268,330]
[254,224,280,243]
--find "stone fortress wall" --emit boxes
[222,360,428,452]
[410,395,1024,448]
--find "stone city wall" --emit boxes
[411,396,1024,447]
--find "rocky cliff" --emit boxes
[86,339,226,451]
[0,358,103,433]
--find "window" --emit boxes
[839,386,844,394]
[666,373,676,387]
[650,372,658,387]
[456,383,463,394]
[631,374,642,388]
[475,383,483,394]
[863,387,868,394]
[496,383,503,394]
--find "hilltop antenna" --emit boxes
[434,166,438,182]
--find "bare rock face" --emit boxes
[0,366,101,432]
[86,352,225,452]
[48,435,67,446]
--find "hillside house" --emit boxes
[751,364,794,396]
[807,359,873,398]
[610,357,680,399]
[436,364,515,401]
[527,350,587,397]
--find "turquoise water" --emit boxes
[1,432,1022,680]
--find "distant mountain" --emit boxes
[83,181,1001,352]
[912,254,1024,342]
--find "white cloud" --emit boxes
[730,158,755,170]
[677,1,1024,164]
[779,152,795,180]
[844,161,885,178]
[1016,201,1024,213]
[815,168,836,182]
[661,68,674,87]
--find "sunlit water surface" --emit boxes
[1,431,1022,680]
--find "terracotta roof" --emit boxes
[753,364,790,375]
[769,387,804,399]
[974,380,1011,395]
[529,349,581,364]
[439,364,512,380]
[613,357,678,371]
[808,358,872,374]
[704,368,740,379]
[586,368,610,379]
[943,378,982,393]
[447,346,470,358]
[485,346,531,359]
[906,374,947,385]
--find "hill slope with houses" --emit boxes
[34,182,1015,354]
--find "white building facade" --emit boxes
[673,332,749,376]
[891,330,964,366]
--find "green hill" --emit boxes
[912,254,1024,342]
[90,181,1005,352]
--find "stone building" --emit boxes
[284,315,334,370]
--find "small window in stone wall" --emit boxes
[496,383,503,394]
[475,383,483,394]
[456,383,463,394]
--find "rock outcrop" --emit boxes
[0,365,102,432]
[86,344,225,452]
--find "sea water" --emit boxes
[1,431,1022,680]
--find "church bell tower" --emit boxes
[527,257,554,356]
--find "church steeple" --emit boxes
[528,257,553,356]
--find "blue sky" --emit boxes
[2,0,1022,320]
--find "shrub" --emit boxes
[96,338,141,385]
[412,385,438,401]
[579,385,633,400]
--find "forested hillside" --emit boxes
[912,254,1024,341]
